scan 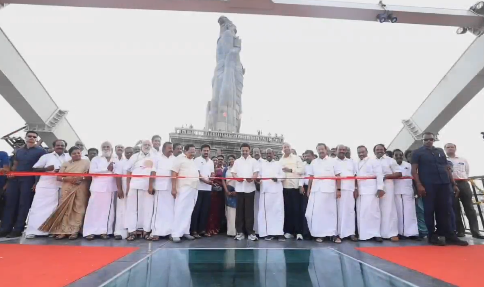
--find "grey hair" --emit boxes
[101,141,113,149]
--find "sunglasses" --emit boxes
[423,138,434,142]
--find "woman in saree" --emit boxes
[39,146,91,240]
[222,155,237,237]
[206,155,225,235]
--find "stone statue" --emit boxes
[205,16,244,133]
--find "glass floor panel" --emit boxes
[104,248,415,287]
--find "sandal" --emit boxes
[69,233,79,240]
[114,235,122,240]
[315,238,323,243]
[350,235,358,242]
[85,235,95,241]
[55,234,67,240]
[332,236,342,244]
[126,233,136,241]
[143,232,151,240]
[151,235,160,241]
[192,233,201,239]
[100,234,110,240]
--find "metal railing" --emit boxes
[462,176,484,232]
[172,127,285,143]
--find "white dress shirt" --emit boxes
[376,155,401,176]
[33,152,71,188]
[335,157,357,191]
[115,158,130,192]
[259,160,285,193]
[447,156,469,179]
[154,154,176,191]
[194,156,215,191]
[309,156,341,193]
[89,155,119,192]
[231,156,260,193]
[126,152,158,190]
[357,157,384,194]
[394,161,414,195]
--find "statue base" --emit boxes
[169,127,284,158]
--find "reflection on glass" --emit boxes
[104,249,415,287]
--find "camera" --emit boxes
[376,11,397,23]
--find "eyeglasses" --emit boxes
[423,138,434,142]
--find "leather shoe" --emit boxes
[456,232,466,238]
[429,235,446,246]
[374,237,383,243]
[0,230,9,238]
[6,231,22,238]
[446,235,469,246]
[472,234,484,239]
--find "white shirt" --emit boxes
[376,155,401,177]
[357,157,384,195]
[126,152,157,190]
[154,154,176,191]
[171,154,199,190]
[335,157,357,191]
[115,158,130,192]
[151,148,161,157]
[259,160,285,193]
[231,156,260,193]
[33,152,70,188]
[447,156,469,179]
[394,161,413,195]
[309,156,341,193]
[299,161,312,187]
[194,156,215,191]
[89,155,119,193]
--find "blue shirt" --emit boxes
[411,146,450,185]
[14,146,46,173]
[0,151,8,188]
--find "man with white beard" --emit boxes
[374,144,401,242]
[83,142,119,240]
[335,145,358,241]
[306,143,342,243]
[356,145,384,242]
[257,149,285,241]
[26,139,70,239]
[149,142,176,241]
[171,144,199,243]
[114,146,134,240]
[252,147,265,236]
[125,140,157,241]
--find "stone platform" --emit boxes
[169,127,283,158]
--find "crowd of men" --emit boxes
[0,131,481,246]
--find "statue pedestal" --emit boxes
[169,127,283,158]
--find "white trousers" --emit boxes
[337,189,356,238]
[258,192,284,237]
[380,180,399,238]
[171,186,198,238]
[306,192,337,238]
[254,191,260,234]
[114,195,127,239]
[83,191,116,236]
[226,206,236,236]
[357,194,381,240]
[126,189,154,233]
[394,194,419,237]
[151,189,175,236]
[25,187,59,236]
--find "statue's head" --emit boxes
[218,16,237,35]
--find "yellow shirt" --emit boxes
[279,153,304,189]
[171,155,199,190]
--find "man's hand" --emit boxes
[148,186,155,195]
[299,186,305,195]
[353,189,359,199]
[417,184,426,197]
[46,165,55,172]
[336,190,341,199]
[377,189,385,198]
[246,178,253,183]
[107,162,114,172]
[236,178,244,183]
[32,183,36,192]
[117,189,124,199]
[453,185,460,198]
[282,167,292,173]
[171,188,177,199]
[272,178,277,182]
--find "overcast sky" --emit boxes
[1,1,484,174]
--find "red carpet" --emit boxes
[0,244,138,287]
[358,245,483,287]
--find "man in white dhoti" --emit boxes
[125,140,157,241]
[306,143,342,243]
[252,147,265,236]
[257,149,285,241]
[335,145,358,241]
[26,139,70,239]
[374,144,401,242]
[393,149,419,239]
[170,144,199,243]
[83,142,119,240]
[114,146,134,240]
[356,145,384,242]
[149,142,175,241]
[151,135,162,156]
[298,150,315,240]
